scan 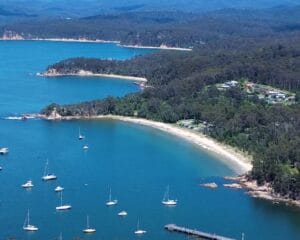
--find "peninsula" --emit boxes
[41,41,300,206]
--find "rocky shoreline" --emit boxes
[224,175,300,207]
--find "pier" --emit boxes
[164,224,236,240]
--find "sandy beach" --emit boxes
[118,44,193,51]
[0,35,120,44]
[39,69,148,82]
[0,34,192,51]
[45,112,252,174]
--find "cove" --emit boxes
[0,41,300,240]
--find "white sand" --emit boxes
[39,69,147,82]
[0,36,192,51]
[119,44,193,51]
[0,37,120,44]
[58,114,252,174]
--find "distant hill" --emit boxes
[0,0,299,19]
[2,5,300,48]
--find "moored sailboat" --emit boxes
[42,160,57,181]
[162,185,177,206]
[23,209,38,231]
[82,215,96,233]
[134,219,146,235]
[56,192,72,210]
[78,127,85,140]
[106,188,118,206]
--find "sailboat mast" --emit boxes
[27,209,30,225]
[60,192,63,205]
[109,188,112,201]
[43,160,48,176]
[87,215,90,228]
[166,185,170,200]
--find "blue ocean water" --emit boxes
[0,40,153,115]
[0,41,300,240]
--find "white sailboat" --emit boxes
[56,192,71,210]
[106,188,118,206]
[78,127,85,140]
[42,160,57,181]
[134,219,146,235]
[162,185,177,206]
[22,180,34,188]
[23,209,38,231]
[82,215,96,233]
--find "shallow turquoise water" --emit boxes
[0,41,300,240]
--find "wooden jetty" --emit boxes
[164,224,236,240]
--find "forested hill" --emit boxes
[43,41,300,200]
[47,44,300,91]
[2,5,300,48]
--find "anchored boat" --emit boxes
[134,219,146,235]
[162,185,177,206]
[56,192,71,211]
[0,147,9,155]
[22,180,34,188]
[82,215,96,233]
[23,210,38,231]
[42,160,57,181]
[55,186,64,192]
[106,188,118,206]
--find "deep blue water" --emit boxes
[0,41,300,240]
[0,40,153,115]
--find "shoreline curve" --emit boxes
[38,70,148,82]
[45,114,252,174]
[0,37,192,51]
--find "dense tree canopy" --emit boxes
[43,41,300,199]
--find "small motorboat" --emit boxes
[83,145,89,150]
[42,174,57,181]
[22,180,34,188]
[0,148,9,155]
[54,186,64,192]
[118,211,128,217]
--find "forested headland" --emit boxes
[9,5,299,200]
[42,40,300,200]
